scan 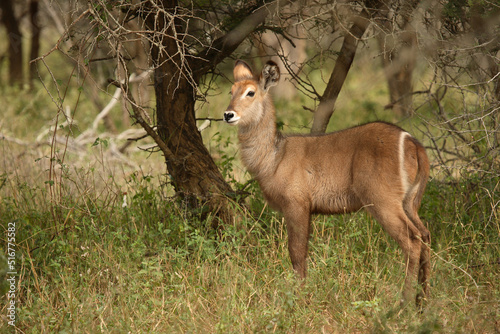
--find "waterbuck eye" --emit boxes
[246,91,255,97]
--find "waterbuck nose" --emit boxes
[224,111,235,123]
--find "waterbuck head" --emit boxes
[224,60,280,127]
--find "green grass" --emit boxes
[1,140,498,332]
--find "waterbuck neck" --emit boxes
[237,100,282,179]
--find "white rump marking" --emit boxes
[399,131,410,193]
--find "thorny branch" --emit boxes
[108,74,179,166]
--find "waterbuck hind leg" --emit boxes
[416,240,430,308]
[284,206,311,279]
[415,218,431,307]
[403,199,431,306]
[366,204,423,305]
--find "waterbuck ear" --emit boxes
[260,61,280,92]
[233,60,254,82]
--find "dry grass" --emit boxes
[1,133,498,332]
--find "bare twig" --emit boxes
[109,76,178,166]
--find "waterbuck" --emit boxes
[223,60,430,306]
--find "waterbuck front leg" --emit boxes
[283,203,311,279]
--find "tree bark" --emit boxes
[310,1,381,134]
[0,0,23,85]
[152,54,234,223]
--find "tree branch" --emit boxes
[192,1,278,78]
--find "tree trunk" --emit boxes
[138,0,275,226]
[310,0,381,134]
[377,31,416,116]
[29,0,41,90]
[469,2,500,102]
[376,0,419,116]
[153,64,234,224]
[146,0,235,226]
[0,0,23,85]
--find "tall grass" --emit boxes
[1,134,498,332]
